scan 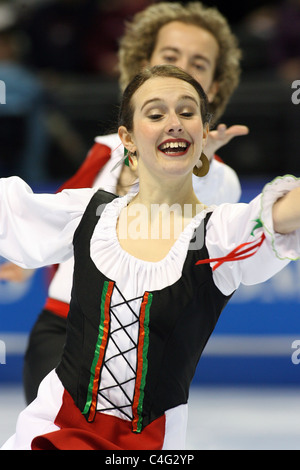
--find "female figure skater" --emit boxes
[1,1,248,405]
[1,65,298,450]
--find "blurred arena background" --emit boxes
[1,0,300,449]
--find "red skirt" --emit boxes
[31,389,166,450]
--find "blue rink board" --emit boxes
[1,178,300,385]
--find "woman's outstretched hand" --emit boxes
[0,261,35,283]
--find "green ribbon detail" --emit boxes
[251,218,263,236]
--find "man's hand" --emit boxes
[205,123,249,161]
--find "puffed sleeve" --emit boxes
[0,176,97,268]
[206,175,300,296]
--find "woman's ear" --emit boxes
[118,126,135,154]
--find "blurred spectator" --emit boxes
[20,0,155,76]
[235,0,300,81]
[268,0,300,82]
[0,3,50,181]
[83,0,156,75]
[233,5,279,76]
[0,2,89,182]
[21,0,97,73]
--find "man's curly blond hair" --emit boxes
[118,2,242,125]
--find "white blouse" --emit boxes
[0,175,299,282]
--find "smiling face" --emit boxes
[149,21,219,103]
[119,75,208,181]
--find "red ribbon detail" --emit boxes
[196,233,266,271]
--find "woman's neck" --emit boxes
[117,171,205,261]
[131,169,202,215]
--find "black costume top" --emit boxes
[56,190,232,432]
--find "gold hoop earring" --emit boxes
[193,153,209,177]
